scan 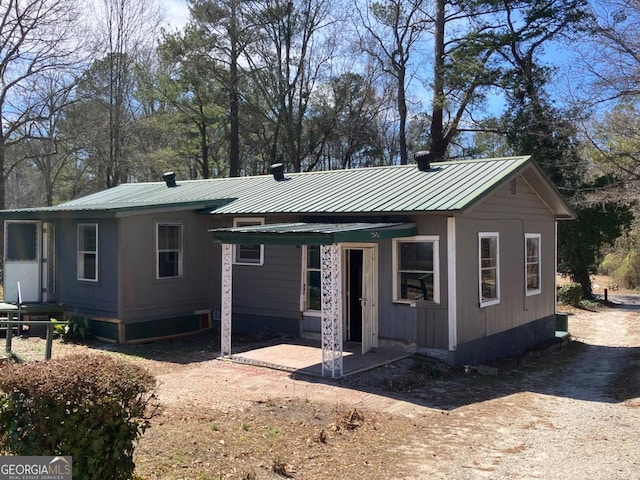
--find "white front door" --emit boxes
[4,221,41,303]
[344,245,378,354]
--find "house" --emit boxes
[0,156,574,376]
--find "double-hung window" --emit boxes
[157,223,183,278]
[393,236,439,303]
[525,233,541,295]
[302,245,321,312]
[233,218,264,265]
[479,232,499,307]
[77,223,98,281]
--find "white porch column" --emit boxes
[321,243,343,377]
[221,243,233,357]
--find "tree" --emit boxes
[248,0,337,173]
[183,0,257,177]
[306,72,386,170]
[158,26,227,178]
[91,0,163,187]
[354,0,430,165]
[423,0,588,163]
[501,0,634,297]
[0,0,86,209]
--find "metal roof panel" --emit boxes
[0,156,572,219]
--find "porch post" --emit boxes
[321,243,343,377]
[221,243,233,357]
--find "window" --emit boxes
[303,245,322,311]
[233,218,264,265]
[6,222,38,261]
[77,224,98,281]
[157,223,182,278]
[525,233,541,295]
[479,233,499,306]
[393,236,439,303]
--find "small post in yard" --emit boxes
[4,312,15,354]
[604,288,608,302]
[45,324,54,361]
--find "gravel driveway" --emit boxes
[403,296,640,479]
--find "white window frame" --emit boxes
[301,245,322,314]
[525,233,542,296]
[479,232,500,307]
[233,217,265,266]
[156,222,183,279]
[392,236,440,304]
[77,223,98,282]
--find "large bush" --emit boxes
[0,354,157,480]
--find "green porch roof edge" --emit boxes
[209,222,417,245]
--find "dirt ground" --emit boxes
[4,295,640,480]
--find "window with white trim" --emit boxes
[525,233,541,295]
[393,236,439,303]
[77,223,98,281]
[156,223,183,278]
[479,232,499,306]
[302,245,321,311]
[233,218,264,265]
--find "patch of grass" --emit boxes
[241,421,250,431]
[210,422,219,432]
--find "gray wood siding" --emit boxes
[56,218,119,318]
[118,212,213,322]
[207,216,303,321]
[454,177,558,345]
[377,216,449,346]
[231,244,302,319]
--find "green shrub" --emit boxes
[64,315,90,342]
[558,282,583,306]
[0,354,157,480]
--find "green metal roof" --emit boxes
[210,222,418,245]
[0,156,575,219]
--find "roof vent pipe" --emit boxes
[162,171,177,187]
[414,151,431,171]
[271,163,285,181]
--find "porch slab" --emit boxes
[225,339,411,377]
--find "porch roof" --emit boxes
[209,221,417,245]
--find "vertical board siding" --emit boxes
[455,177,558,345]
[232,244,302,319]
[377,216,449,347]
[416,308,448,348]
[208,215,305,322]
[118,212,212,322]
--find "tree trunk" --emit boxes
[429,0,446,162]
[397,66,408,165]
[228,0,240,178]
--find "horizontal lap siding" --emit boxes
[455,177,557,345]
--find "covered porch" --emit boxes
[210,222,417,378]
